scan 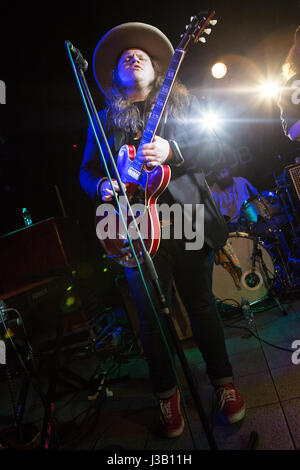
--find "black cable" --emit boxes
[216,297,241,307]
[57,386,106,450]
[0,308,77,449]
[217,292,297,353]
[223,322,294,353]
[54,345,122,445]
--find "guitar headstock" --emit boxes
[178,10,217,49]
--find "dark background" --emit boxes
[0,0,299,246]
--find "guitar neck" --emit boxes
[128,10,217,177]
[139,48,186,147]
[130,48,186,175]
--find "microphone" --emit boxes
[241,296,254,326]
[66,40,88,72]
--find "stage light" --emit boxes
[200,112,221,131]
[259,81,280,98]
[60,287,80,313]
[211,62,227,79]
[65,296,76,308]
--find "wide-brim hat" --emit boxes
[93,22,174,97]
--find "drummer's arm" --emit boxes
[245,180,258,197]
[288,120,300,141]
[250,184,258,195]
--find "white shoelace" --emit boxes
[217,387,236,410]
[160,400,173,423]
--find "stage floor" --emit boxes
[1,293,300,451]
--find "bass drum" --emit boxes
[213,232,275,305]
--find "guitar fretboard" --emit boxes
[129,49,185,177]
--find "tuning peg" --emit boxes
[190,15,196,21]
[209,19,217,25]
[204,28,212,35]
[199,37,206,43]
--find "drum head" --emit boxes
[213,232,275,305]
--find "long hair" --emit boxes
[106,57,190,136]
[282,25,300,82]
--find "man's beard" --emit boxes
[217,176,234,190]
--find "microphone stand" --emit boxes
[65,41,218,450]
[250,234,287,315]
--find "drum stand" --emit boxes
[250,235,287,315]
[274,173,300,261]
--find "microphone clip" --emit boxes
[66,40,88,72]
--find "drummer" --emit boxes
[210,166,258,232]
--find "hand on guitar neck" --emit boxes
[136,135,173,169]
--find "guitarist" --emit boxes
[80,22,245,438]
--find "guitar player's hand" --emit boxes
[100,179,121,202]
[139,136,173,168]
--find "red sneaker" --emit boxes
[216,383,245,424]
[159,388,185,438]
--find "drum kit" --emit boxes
[213,164,300,309]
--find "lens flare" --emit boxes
[200,112,221,130]
[259,81,280,98]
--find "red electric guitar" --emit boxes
[96,11,217,267]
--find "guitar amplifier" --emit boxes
[283,164,300,219]
[0,276,93,352]
[0,217,95,349]
[0,217,87,294]
[285,164,300,200]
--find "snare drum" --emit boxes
[213,232,275,305]
[241,194,275,222]
[241,193,287,234]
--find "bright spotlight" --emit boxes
[259,81,280,98]
[200,112,221,131]
[211,62,227,79]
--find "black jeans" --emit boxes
[125,237,233,397]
